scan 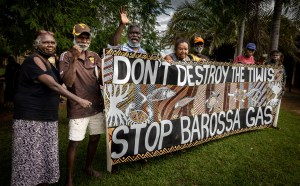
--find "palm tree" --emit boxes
[269,0,300,51]
[163,0,238,55]
[163,0,271,57]
[163,0,299,59]
[269,0,284,51]
[275,0,300,91]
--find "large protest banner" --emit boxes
[102,49,285,172]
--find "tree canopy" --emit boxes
[163,0,300,62]
[0,0,172,56]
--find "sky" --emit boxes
[156,0,192,32]
[156,0,192,54]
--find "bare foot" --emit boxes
[84,169,102,178]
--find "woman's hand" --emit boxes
[78,98,92,108]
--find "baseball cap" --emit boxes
[246,43,256,50]
[194,37,204,44]
[72,23,91,36]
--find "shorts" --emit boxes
[69,112,105,141]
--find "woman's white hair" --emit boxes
[33,35,43,49]
[33,33,56,49]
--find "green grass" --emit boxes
[1,107,300,185]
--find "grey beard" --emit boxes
[127,41,140,48]
[73,39,90,51]
[194,47,203,54]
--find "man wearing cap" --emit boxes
[234,42,256,64]
[109,7,146,53]
[59,23,105,185]
[189,36,209,62]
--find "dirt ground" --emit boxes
[280,88,300,115]
[0,88,299,124]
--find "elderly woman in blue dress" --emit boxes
[11,30,92,186]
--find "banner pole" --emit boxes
[105,85,112,172]
[102,50,113,172]
[273,100,281,128]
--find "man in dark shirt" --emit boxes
[59,23,105,185]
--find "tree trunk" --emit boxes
[235,0,249,58]
[269,0,283,51]
[236,17,246,57]
[292,62,296,87]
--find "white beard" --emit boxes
[73,39,90,51]
[127,41,140,48]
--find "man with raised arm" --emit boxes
[109,7,146,53]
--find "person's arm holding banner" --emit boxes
[164,55,173,64]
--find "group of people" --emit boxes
[11,6,149,186]
[164,39,283,66]
[164,36,209,64]
[233,42,284,66]
[10,7,284,186]
[11,27,98,186]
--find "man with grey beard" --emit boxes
[59,23,105,186]
[189,36,209,62]
[109,7,146,53]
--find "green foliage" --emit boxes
[163,0,242,54]
[0,0,172,55]
[0,34,12,56]
[163,0,300,60]
[0,67,5,76]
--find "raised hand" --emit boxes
[69,45,83,59]
[119,6,129,25]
